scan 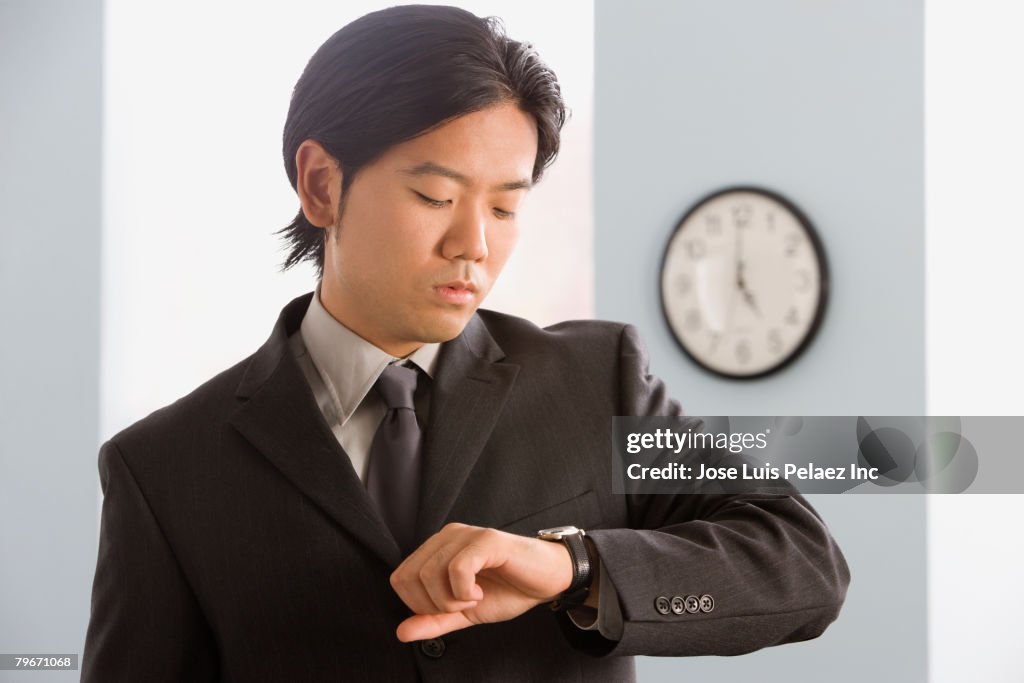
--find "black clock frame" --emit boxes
[658,185,830,381]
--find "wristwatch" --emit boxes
[536,525,593,611]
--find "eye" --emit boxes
[413,190,450,209]
[493,208,516,220]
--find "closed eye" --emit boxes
[413,189,516,220]
[412,190,450,208]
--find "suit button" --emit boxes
[670,596,686,615]
[684,595,701,614]
[654,596,672,615]
[699,594,715,613]
[420,637,445,658]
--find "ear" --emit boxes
[295,140,343,228]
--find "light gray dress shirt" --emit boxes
[288,283,440,483]
[288,283,623,640]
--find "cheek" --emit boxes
[338,206,436,279]
[487,226,519,270]
[380,223,443,283]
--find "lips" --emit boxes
[433,281,477,305]
[437,280,476,292]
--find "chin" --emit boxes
[418,312,474,343]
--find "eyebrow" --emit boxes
[398,161,532,192]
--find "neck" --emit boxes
[318,280,422,358]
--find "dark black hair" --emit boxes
[277,4,567,279]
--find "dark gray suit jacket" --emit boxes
[82,291,850,682]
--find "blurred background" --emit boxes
[1,0,1021,681]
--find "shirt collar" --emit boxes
[299,282,441,425]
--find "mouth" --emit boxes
[433,281,477,305]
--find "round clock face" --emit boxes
[660,187,828,379]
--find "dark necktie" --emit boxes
[365,363,423,555]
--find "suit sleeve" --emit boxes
[558,324,850,657]
[82,439,220,681]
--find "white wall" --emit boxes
[102,0,594,439]
[926,2,1024,681]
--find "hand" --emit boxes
[390,523,574,642]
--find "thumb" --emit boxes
[396,611,473,643]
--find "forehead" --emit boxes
[377,102,539,187]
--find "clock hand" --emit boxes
[736,259,761,317]
[740,284,761,317]
[734,221,743,288]
[723,226,742,337]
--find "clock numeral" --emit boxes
[795,270,811,292]
[708,332,722,354]
[735,339,751,365]
[767,329,783,354]
[684,309,701,332]
[784,233,802,257]
[685,239,706,260]
[705,214,722,236]
[732,203,753,229]
[784,307,799,326]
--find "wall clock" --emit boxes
[660,186,829,379]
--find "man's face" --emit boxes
[319,102,538,357]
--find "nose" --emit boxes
[440,204,489,262]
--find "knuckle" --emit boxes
[478,527,502,544]
[447,564,471,589]
[390,571,410,590]
[449,550,472,571]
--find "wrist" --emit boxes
[536,526,593,611]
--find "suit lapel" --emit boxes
[229,293,402,568]
[415,314,520,542]
[228,294,520,564]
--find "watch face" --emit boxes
[660,187,828,379]
[537,525,580,540]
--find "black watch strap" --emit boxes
[537,527,593,611]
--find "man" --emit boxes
[82,5,849,681]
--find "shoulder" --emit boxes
[475,308,632,354]
[106,351,255,459]
[471,309,679,415]
[474,308,652,366]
